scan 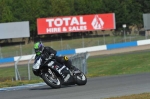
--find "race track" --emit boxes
[1,45,150,99]
[1,73,150,99]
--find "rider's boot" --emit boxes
[70,66,81,74]
[65,60,81,74]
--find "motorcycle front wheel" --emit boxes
[42,71,62,88]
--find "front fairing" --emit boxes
[33,56,42,70]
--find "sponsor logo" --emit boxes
[91,15,104,29]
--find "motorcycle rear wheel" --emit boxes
[42,72,62,88]
[75,71,87,85]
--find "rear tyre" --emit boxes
[75,71,87,85]
[42,72,62,88]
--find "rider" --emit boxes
[32,41,77,76]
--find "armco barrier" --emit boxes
[106,41,137,50]
[75,45,106,53]
[14,54,35,61]
[137,39,150,46]
[0,57,14,63]
[0,49,76,64]
[56,49,76,56]
[0,39,150,64]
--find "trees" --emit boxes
[0,0,149,37]
[0,0,14,22]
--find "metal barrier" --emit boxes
[14,52,89,81]
[14,56,21,81]
[70,52,89,74]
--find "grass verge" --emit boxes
[87,50,150,77]
[105,93,150,99]
[0,79,42,88]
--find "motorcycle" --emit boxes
[33,56,87,88]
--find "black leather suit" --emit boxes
[33,46,72,76]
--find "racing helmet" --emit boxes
[34,42,44,55]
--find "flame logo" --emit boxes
[91,15,104,29]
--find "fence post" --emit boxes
[20,43,22,56]
[0,46,3,59]
[28,55,35,80]
[14,56,21,81]
[82,36,85,48]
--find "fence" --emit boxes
[14,52,89,81]
[0,30,150,58]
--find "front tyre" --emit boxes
[41,72,61,88]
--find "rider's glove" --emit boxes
[47,53,54,60]
[50,53,54,57]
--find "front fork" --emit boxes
[39,68,54,78]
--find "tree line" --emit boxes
[0,0,150,39]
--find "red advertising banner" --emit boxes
[37,13,115,35]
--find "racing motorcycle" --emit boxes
[33,56,87,88]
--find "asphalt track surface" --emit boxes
[1,73,150,99]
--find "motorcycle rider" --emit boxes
[32,41,78,76]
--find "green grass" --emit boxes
[87,51,150,77]
[0,65,35,78]
[0,79,43,88]
[105,93,150,99]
